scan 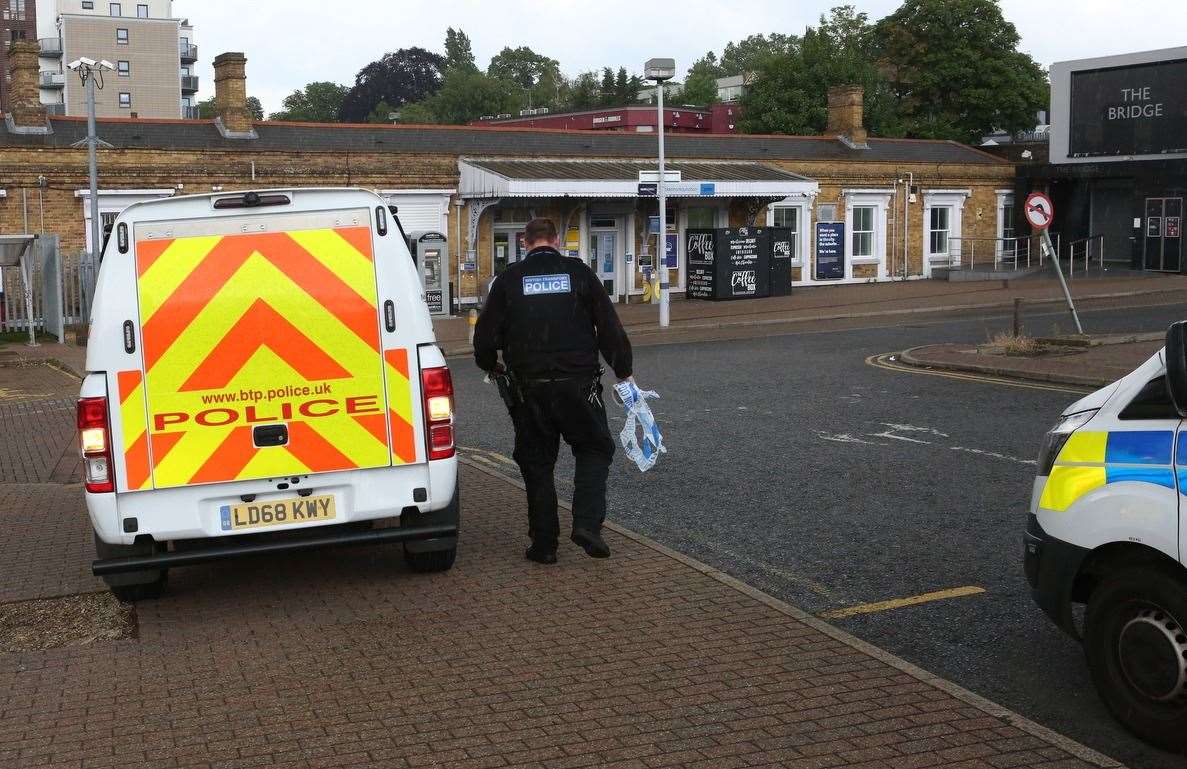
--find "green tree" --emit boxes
[426,68,520,124]
[197,95,264,121]
[874,0,1047,142]
[268,81,347,122]
[338,47,446,122]
[681,53,724,106]
[365,100,399,123]
[392,100,437,124]
[565,71,600,110]
[444,27,476,72]
[720,33,799,75]
[488,46,560,90]
[739,6,902,136]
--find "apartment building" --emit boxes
[1,0,38,113]
[34,0,196,118]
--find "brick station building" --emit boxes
[0,42,1016,311]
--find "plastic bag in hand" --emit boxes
[613,380,666,472]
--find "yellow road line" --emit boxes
[457,445,518,468]
[866,353,1090,394]
[819,585,986,620]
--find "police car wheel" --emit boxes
[94,533,169,603]
[1084,567,1187,751]
[403,546,456,573]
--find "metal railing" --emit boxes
[38,37,63,56]
[45,103,65,116]
[181,75,199,92]
[940,236,1036,271]
[1066,234,1105,279]
[180,43,198,62]
[181,104,200,119]
[38,71,65,88]
[2,251,97,335]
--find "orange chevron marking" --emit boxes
[150,432,184,467]
[179,300,351,391]
[385,348,409,379]
[286,421,356,473]
[188,426,256,485]
[391,410,416,465]
[118,369,142,403]
[336,226,374,262]
[125,432,151,490]
[352,412,388,446]
[136,239,175,277]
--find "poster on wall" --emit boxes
[815,222,845,280]
[665,234,678,268]
[685,229,715,299]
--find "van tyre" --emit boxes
[93,533,168,603]
[1084,566,1187,751]
[403,546,457,573]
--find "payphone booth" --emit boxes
[408,231,451,317]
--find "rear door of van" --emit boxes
[112,199,426,492]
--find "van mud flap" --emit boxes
[92,523,456,576]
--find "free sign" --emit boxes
[1024,192,1054,231]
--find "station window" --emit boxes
[852,206,875,258]
[118,92,131,108]
[929,207,951,255]
[117,60,129,76]
[771,206,800,260]
[116,27,128,44]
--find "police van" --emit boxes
[79,188,459,601]
[1026,321,1187,750]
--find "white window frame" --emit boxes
[995,189,1016,260]
[928,206,951,258]
[76,189,175,255]
[109,2,121,16]
[841,189,892,281]
[136,3,148,17]
[922,190,970,275]
[766,197,813,269]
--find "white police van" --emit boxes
[80,188,459,601]
[1026,320,1187,750]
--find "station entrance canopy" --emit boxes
[458,158,818,200]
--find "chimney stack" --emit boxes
[5,40,49,134]
[826,85,868,149]
[212,51,256,139]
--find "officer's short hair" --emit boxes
[524,218,558,244]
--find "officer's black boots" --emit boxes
[525,544,558,565]
[571,528,611,558]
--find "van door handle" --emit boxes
[252,424,288,447]
[384,300,396,332]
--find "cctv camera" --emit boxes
[79,56,97,67]
[67,58,82,70]
[99,60,114,70]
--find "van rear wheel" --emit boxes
[403,546,456,573]
[93,533,168,603]
[1084,566,1187,751]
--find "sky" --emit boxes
[187,0,1187,115]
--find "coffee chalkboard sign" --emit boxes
[685,229,716,299]
[769,226,793,296]
[721,227,770,298]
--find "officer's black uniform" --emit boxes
[474,245,633,558]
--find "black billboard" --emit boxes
[1070,58,1187,158]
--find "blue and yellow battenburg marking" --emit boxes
[1039,430,1177,511]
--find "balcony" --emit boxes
[39,38,63,57]
[182,105,200,119]
[39,71,65,89]
[180,75,199,93]
[45,103,66,116]
[179,43,198,63]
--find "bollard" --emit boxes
[467,308,478,345]
[1013,298,1022,338]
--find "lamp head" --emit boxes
[644,58,676,82]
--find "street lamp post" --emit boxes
[66,58,114,263]
[644,58,676,329]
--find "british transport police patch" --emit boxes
[523,274,572,295]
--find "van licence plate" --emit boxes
[219,495,336,532]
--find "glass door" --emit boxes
[1145,198,1184,272]
[591,231,617,296]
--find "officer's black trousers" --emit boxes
[511,376,615,549]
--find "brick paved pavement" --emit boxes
[0,363,79,484]
[0,462,1119,768]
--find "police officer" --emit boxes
[474,217,633,564]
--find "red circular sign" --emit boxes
[1024,192,1055,231]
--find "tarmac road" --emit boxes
[452,299,1187,769]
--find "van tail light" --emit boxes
[421,366,455,460]
[77,396,115,493]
